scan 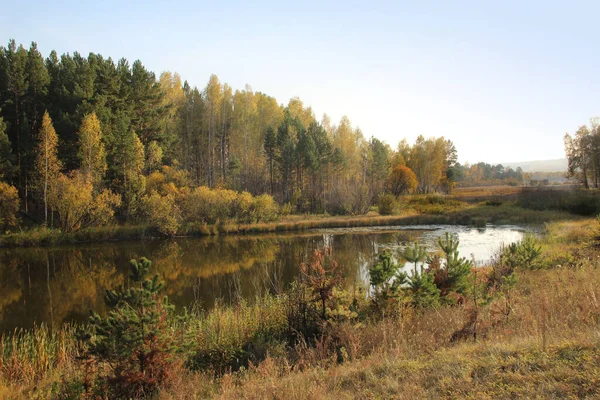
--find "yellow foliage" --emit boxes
[0,181,19,231]
[49,172,121,233]
[78,112,106,184]
[141,191,181,236]
[387,165,418,195]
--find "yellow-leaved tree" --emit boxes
[34,112,62,225]
[78,112,107,185]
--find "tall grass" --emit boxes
[0,324,78,396]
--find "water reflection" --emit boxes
[0,225,527,332]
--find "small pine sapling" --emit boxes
[85,257,177,398]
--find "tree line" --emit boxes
[0,39,463,232]
[451,162,524,187]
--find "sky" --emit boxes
[1,0,599,164]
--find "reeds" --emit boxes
[0,324,78,385]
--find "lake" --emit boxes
[0,224,529,333]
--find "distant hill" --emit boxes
[503,158,568,173]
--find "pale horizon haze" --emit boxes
[1,0,598,164]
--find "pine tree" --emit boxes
[369,251,406,302]
[402,242,441,307]
[0,114,15,180]
[436,232,473,297]
[25,42,49,143]
[86,257,176,398]
[4,40,28,188]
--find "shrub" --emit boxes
[429,233,473,299]
[213,188,238,221]
[287,249,343,342]
[378,193,397,215]
[179,187,279,226]
[235,191,254,223]
[518,188,600,216]
[252,194,279,222]
[49,172,121,233]
[141,192,181,236]
[280,202,293,216]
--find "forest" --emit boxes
[0,40,527,236]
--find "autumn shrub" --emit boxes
[378,193,397,215]
[49,172,121,233]
[252,194,279,222]
[350,183,371,215]
[217,189,240,221]
[280,202,293,216]
[145,166,191,197]
[180,186,216,224]
[0,181,19,231]
[234,191,254,223]
[140,191,181,236]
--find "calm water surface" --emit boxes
[0,225,529,332]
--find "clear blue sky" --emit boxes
[2,0,598,164]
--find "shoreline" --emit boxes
[0,203,573,248]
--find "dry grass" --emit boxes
[452,185,525,201]
[162,217,600,399]
[204,253,600,399]
[3,216,600,399]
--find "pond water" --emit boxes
[0,224,529,333]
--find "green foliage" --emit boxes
[84,257,177,398]
[402,242,428,272]
[434,232,473,297]
[500,234,543,270]
[407,269,441,308]
[369,251,407,313]
[369,252,406,299]
[369,236,475,309]
[0,115,15,180]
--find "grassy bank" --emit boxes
[1,216,599,398]
[0,200,577,248]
